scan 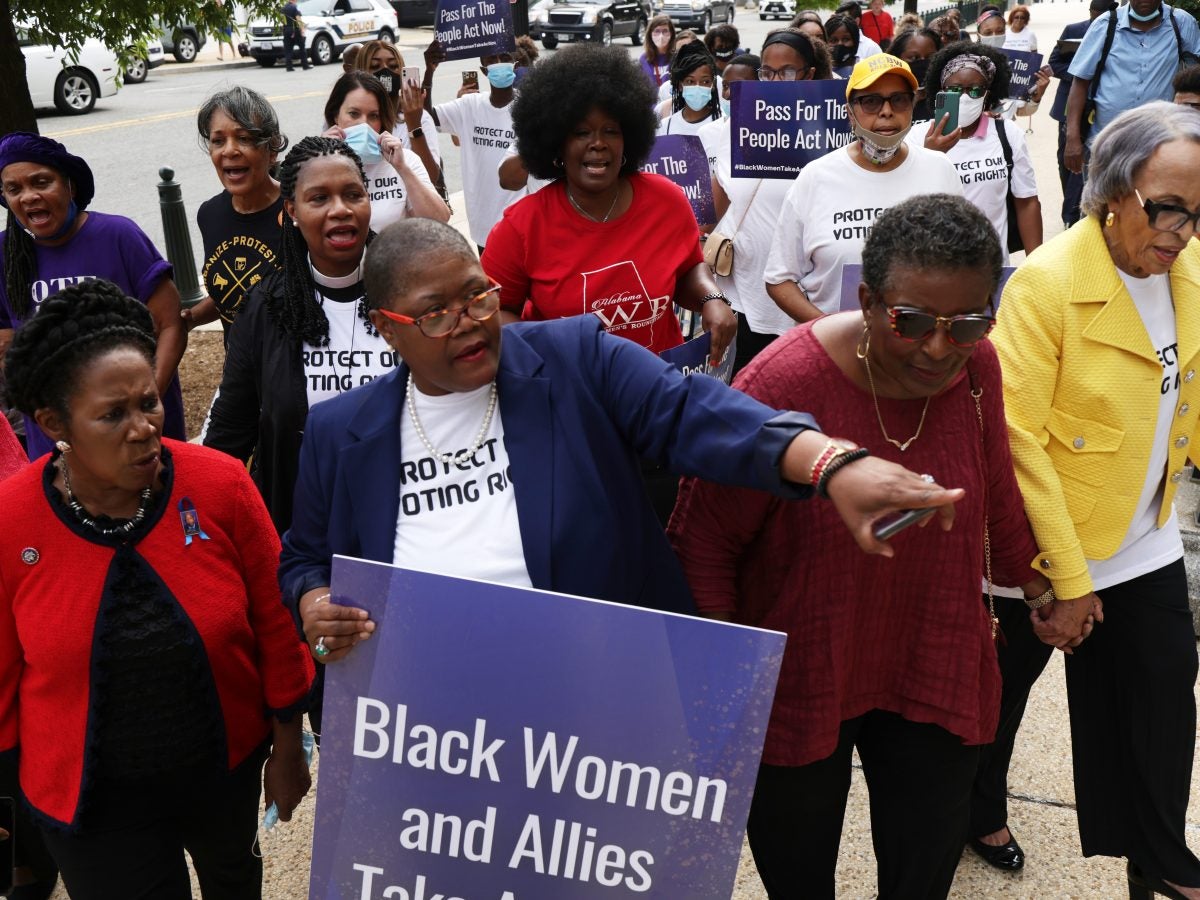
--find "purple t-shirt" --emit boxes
[0,212,185,458]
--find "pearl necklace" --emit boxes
[566,182,622,223]
[862,352,931,453]
[406,379,498,466]
[60,457,153,537]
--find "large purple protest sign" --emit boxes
[310,556,785,899]
[1000,49,1044,101]
[838,263,1016,312]
[730,79,850,178]
[435,0,515,60]
[642,135,717,225]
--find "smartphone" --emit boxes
[934,90,960,135]
[873,507,937,541]
[403,65,420,87]
[462,70,478,89]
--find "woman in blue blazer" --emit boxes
[278,220,964,701]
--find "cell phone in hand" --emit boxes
[872,507,937,541]
[462,70,478,89]
[934,91,960,135]
[403,65,420,87]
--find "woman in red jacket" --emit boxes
[0,281,314,899]
[860,0,895,50]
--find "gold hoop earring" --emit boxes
[856,324,871,360]
[1105,211,1116,227]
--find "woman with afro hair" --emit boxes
[483,43,736,523]
[483,44,735,361]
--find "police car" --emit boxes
[248,0,399,67]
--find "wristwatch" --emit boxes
[1024,586,1056,610]
[701,291,731,307]
[410,126,425,140]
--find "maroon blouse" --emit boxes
[668,324,1039,767]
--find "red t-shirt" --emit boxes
[482,173,703,354]
[860,9,895,44]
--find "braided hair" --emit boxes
[669,41,721,117]
[271,136,370,346]
[2,209,38,321]
[4,279,156,419]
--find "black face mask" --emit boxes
[831,44,855,67]
[908,57,930,84]
[714,48,735,60]
[371,68,400,99]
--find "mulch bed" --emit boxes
[178,331,226,439]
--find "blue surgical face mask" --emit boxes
[341,122,382,165]
[720,96,731,117]
[487,62,516,89]
[1127,2,1161,20]
[682,85,712,112]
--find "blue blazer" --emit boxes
[1049,20,1092,122]
[279,316,816,617]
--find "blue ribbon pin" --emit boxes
[178,497,211,546]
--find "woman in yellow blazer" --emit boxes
[980,102,1200,900]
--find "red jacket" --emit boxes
[0,441,314,828]
[860,9,895,45]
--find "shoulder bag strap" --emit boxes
[729,179,764,242]
[968,365,999,641]
[994,117,1014,190]
[1088,10,1120,101]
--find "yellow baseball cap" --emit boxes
[845,53,920,100]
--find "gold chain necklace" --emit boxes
[862,352,931,452]
[566,182,622,223]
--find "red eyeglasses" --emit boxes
[377,284,502,338]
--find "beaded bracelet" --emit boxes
[808,440,843,487]
[816,448,871,498]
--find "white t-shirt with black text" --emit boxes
[301,275,395,408]
[657,110,714,136]
[764,145,963,314]
[1003,29,1038,53]
[363,150,439,233]
[1088,272,1183,589]
[703,118,796,335]
[906,115,1037,263]
[435,92,526,246]
[393,381,533,587]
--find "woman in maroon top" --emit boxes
[670,195,1053,899]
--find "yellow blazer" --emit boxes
[992,216,1200,599]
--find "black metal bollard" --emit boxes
[157,166,205,307]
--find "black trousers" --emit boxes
[41,746,267,900]
[1056,119,1085,227]
[971,560,1200,885]
[731,310,780,379]
[282,32,307,70]
[748,710,979,900]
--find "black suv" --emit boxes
[530,0,651,50]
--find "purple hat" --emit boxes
[0,132,95,210]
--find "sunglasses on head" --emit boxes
[883,304,995,346]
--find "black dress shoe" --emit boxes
[1128,861,1192,900]
[968,831,1025,871]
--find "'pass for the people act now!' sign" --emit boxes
[435,0,515,60]
[309,556,785,899]
[729,79,851,178]
[643,135,717,226]
[1000,49,1044,101]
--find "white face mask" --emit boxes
[979,33,1006,48]
[958,93,987,128]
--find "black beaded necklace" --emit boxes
[59,456,153,538]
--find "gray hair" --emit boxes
[364,219,478,310]
[1081,101,1200,218]
[196,85,289,155]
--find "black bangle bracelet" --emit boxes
[816,447,870,498]
[701,291,731,307]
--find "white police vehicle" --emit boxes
[759,0,794,20]
[248,0,399,67]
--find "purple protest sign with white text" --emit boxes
[309,556,785,899]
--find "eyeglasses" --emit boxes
[850,91,914,114]
[884,304,995,346]
[377,284,502,338]
[943,84,988,99]
[1010,13,1029,20]
[205,133,262,152]
[759,65,808,81]
[1136,189,1200,234]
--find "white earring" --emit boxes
[55,440,71,454]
